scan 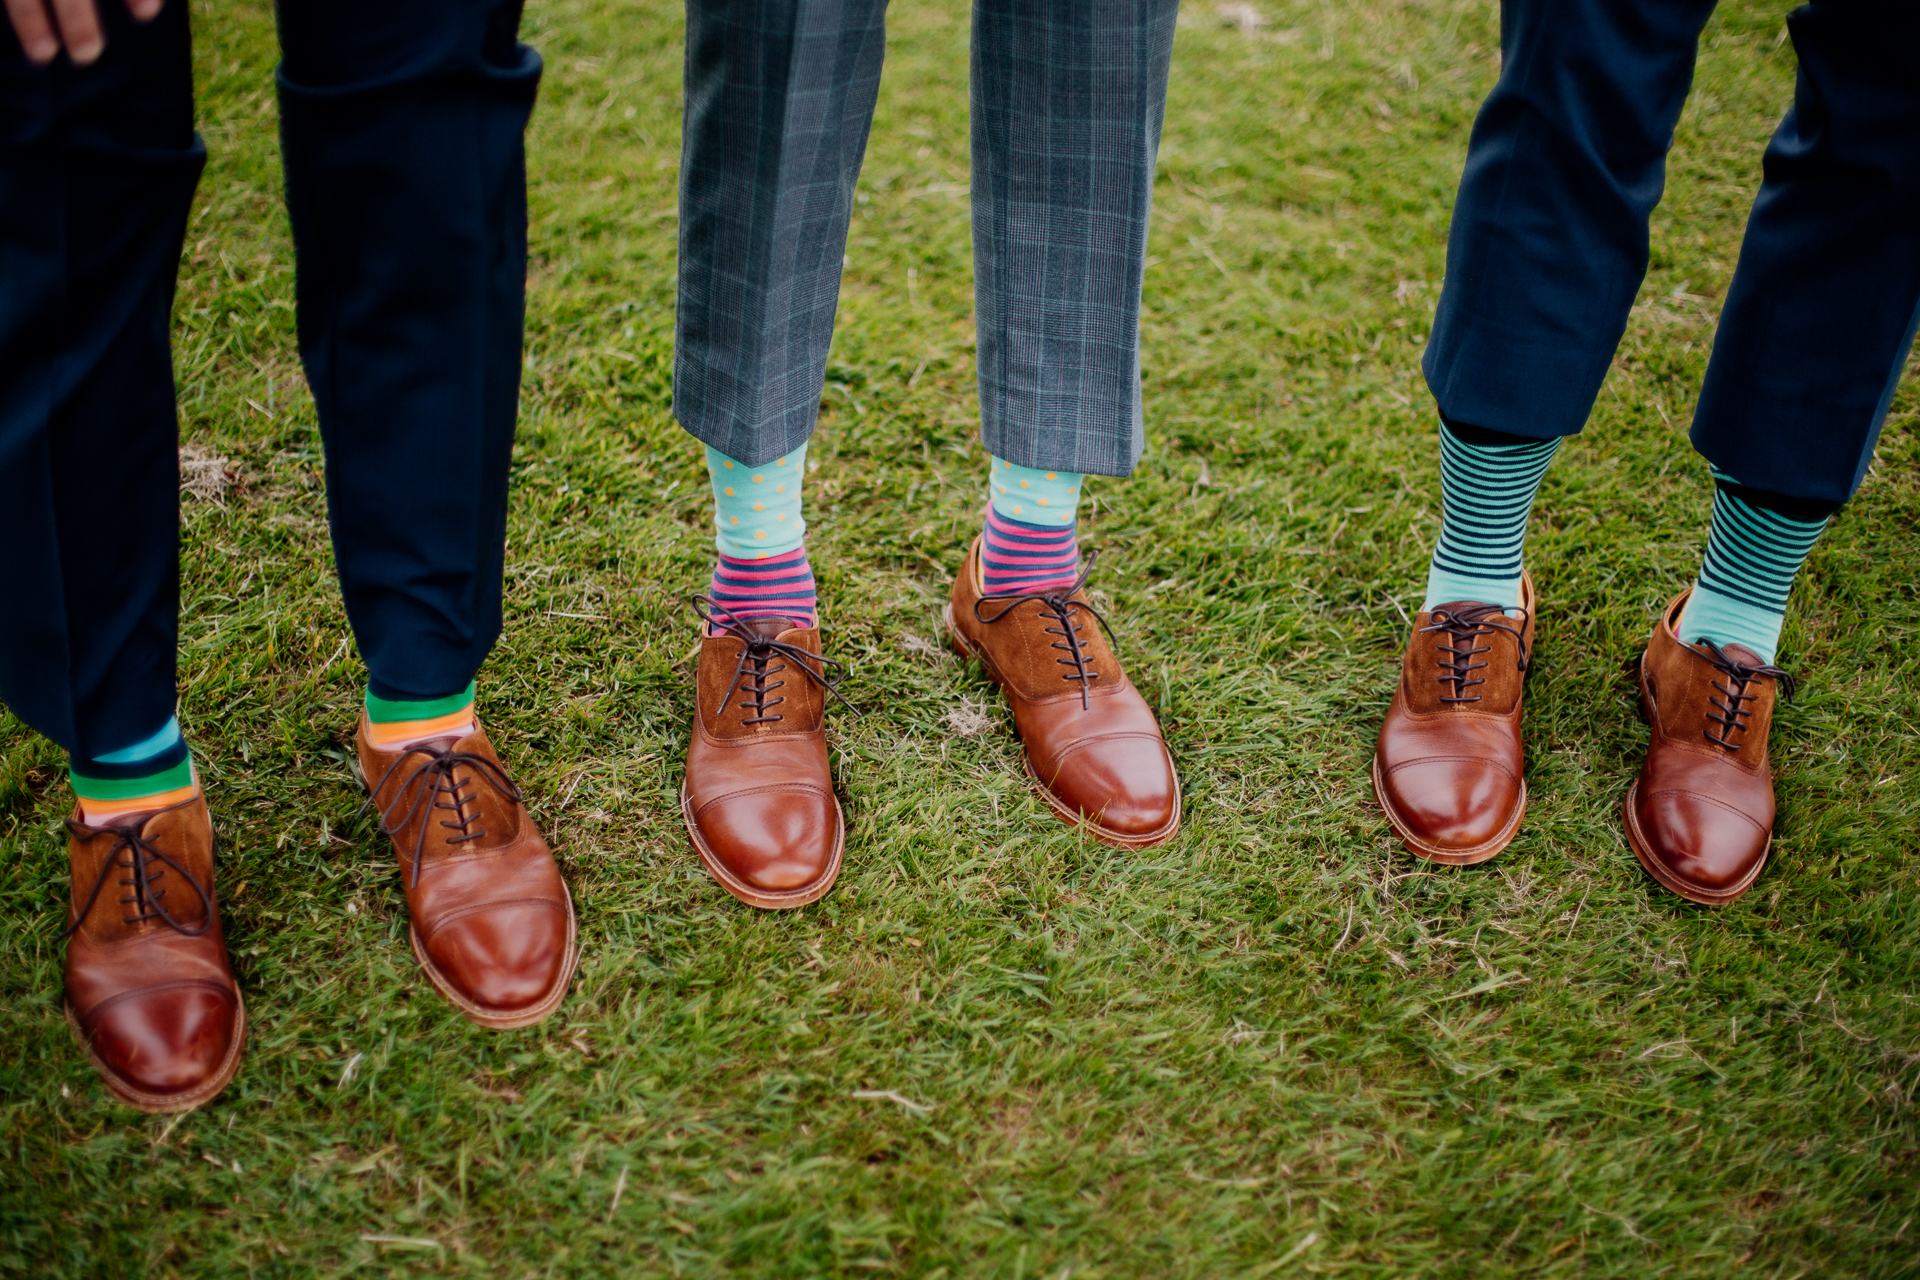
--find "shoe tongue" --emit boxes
[1428,600,1507,618]
[1716,641,1763,666]
[738,615,797,641]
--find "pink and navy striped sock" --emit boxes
[708,546,818,632]
[981,507,1081,596]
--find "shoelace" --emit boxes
[1420,602,1531,704]
[692,598,862,723]
[64,816,213,939]
[973,553,1119,711]
[1697,639,1796,751]
[362,739,523,888]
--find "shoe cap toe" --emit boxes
[695,785,839,891]
[1382,756,1521,852]
[83,982,238,1098]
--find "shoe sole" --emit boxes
[680,780,846,910]
[408,890,579,1031]
[945,604,1183,850]
[64,990,247,1115]
[1369,754,1525,866]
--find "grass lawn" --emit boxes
[3,0,1917,1275]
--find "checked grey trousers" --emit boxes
[674,0,1179,475]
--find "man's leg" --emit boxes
[1376,0,1717,865]
[0,1,241,1111]
[1628,0,1920,906]
[945,0,1183,849]
[277,0,575,1026]
[673,0,885,911]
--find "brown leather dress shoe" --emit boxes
[64,793,245,1113]
[358,716,576,1028]
[1372,572,1535,865]
[945,537,1181,847]
[682,611,849,909]
[1625,590,1793,905]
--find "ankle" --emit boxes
[77,779,201,827]
[708,546,818,633]
[981,507,1080,596]
[70,717,197,824]
[364,682,478,749]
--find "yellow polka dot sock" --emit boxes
[704,444,815,631]
[981,456,1084,596]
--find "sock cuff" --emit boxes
[71,747,194,800]
[988,456,1082,525]
[709,443,806,558]
[1709,469,1844,524]
[1440,415,1562,449]
[366,681,476,725]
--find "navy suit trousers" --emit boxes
[1423,0,1920,506]
[673,0,1180,475]
[0,0,537,769]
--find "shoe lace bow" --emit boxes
[65,815,213,938]
[693,598,862,724]
[1420,602,1531,704]
[362,739,523,888]
[973,553,1119,711]
[1697,639,1796,751]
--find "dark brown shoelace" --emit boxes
[1419,602,1531,704]
[1697,639,1796,751]
[65,817,213,938]
[692,598,861,725]
[974,554,1119,711]
[364,740,523,888]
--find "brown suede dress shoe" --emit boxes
[358,717,576,1028]
[682,611,850,910]
[946,538,1180,847]
[1372,572,1535,865]
[64,793,245,1113]
[1625,590,1793,905]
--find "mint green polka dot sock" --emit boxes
[981,457,1085,595]
[704,444,815,630]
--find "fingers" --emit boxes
[48,0,103,63]
[4,0,61,63]
[125,0,160,20]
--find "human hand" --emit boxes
[5,0,163,67]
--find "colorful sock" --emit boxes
[365,681,477,749]
[1423,419,1561,612]
[70,715,197,824]
[981,456,1084,595]
[1675,472,1834,665]
[705,444,815,630]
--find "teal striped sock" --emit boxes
[1423,424,1561,612]
[1676,473,1829,664]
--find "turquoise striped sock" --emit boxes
[1423,423,1561,612]
[1676,472,1830,664]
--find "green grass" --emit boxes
[4,0,1918,1275]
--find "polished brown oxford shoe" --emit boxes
[946,537,1180,847]
[1625,590,1792,905]
[1372,572,1535,865]
[358,716,576,1028]
[64,792,245,1113]
[682,608,850,909]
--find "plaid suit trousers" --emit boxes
[675,0,1178,476]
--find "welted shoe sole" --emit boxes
[1370,754,1525,866]
[945,603,1183,850]
[65,990,246,1115]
